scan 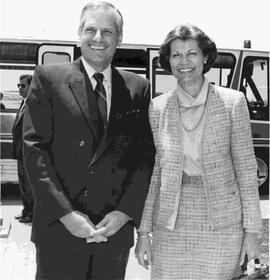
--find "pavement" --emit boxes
[0,201,150,280]
[0,199,269,280]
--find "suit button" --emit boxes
[115,113,122,119]
[79,140,85,147]
[89,168,95,174]
[83,190,88,196]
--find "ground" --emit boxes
[1,185,269,280]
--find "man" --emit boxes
[0,92,5,110]
[12,74,33,223]
[23,1,155,279]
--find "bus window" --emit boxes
[42,52,71,65]
[151,56,176,97]
[205,52,236,87]
[0,42,38,64]
[240,56,269,121]
[112,48,147,76]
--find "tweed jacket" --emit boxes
[139,83,261,232]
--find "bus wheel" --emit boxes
[256,157,269,196]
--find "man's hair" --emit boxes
[78,1,123,38]
[19,74,33,85]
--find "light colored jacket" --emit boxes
[140,83,261,232]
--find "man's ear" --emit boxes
[117,34,123,46]
[77,28,83,47]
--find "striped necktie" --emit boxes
[93,72,107,127]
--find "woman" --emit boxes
[135,23,261,280]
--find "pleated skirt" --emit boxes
[151,174,244,280]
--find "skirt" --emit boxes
[151,173,244,280]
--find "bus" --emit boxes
[0,38,269,195]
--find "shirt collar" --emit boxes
[176,77,209,108]
[81,57,111,85]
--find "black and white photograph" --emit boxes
[0,0,269,279]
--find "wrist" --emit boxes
[136,231,152,241]
[59,211,74,223]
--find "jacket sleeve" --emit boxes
[230,93,261,232]
[23,66,74,225]
[116,81,156,227]
[138,101,161,233]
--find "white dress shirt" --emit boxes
[81,57,112,120]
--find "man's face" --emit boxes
[79,8,121,72]
[18,77,29,98]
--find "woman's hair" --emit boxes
[78,1,123,39]
[159,23,217,74]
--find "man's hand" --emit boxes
[94,211,130,237]
[59,210,106,240]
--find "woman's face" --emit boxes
[169,38,206,85]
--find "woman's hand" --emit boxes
[135,235,152,270]
[239,232,260,265]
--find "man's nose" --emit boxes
[93,30,102,41]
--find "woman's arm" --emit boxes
[230,92,261,263]
[230,92,261,232]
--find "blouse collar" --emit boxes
[176,77,209,108]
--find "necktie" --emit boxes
[93,73,107,127]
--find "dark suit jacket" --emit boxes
[12,100,25,160]
[23,58,155,252]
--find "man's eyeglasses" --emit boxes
[17,83,26,88]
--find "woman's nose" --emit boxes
[180,54,188,63]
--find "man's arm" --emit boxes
[115,81,155,226]
[23,65,74,225]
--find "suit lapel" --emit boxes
[156,92,184,230]
[68,59,100,141]
[13,100,25,129]
[89,67,132,166]
[161,92,182,161]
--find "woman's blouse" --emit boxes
[175,78,209,176]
